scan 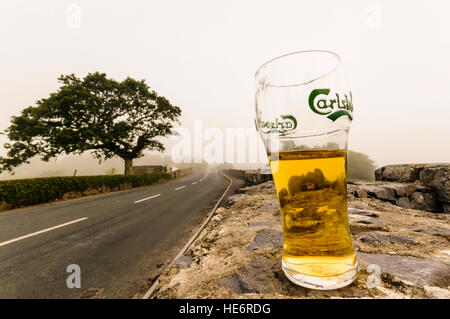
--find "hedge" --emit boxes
[0,172,171,208]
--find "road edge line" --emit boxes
[141,172,232,299]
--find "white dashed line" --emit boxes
[192,182,197,185]
[0,217,88,247]
[134,194,161,204]
[142,172,232,299]
[175,186,186,191]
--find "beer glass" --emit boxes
[254,50,359,290]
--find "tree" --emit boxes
[347,150,376,181]
[0,72,181,175]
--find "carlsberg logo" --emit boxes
[259,115,297,136]
[308,89,353,121]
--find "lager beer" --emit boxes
[255,50,359,289]
[270,150,356,278]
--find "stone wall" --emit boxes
[348,164,450,213]
[132,165,166,175]
[223,169,272,186]
[153,181,450,299]
[171,168,192,178]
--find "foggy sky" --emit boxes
[1,0,449,178]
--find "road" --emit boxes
[0,171,230,298]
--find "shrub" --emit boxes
[0,173,171,208]
[347,150,376,181]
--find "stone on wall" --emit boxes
[419,166,450,212]
[375,165,421,183]
[154,181,450,299]
[410,192,441,212]
[371,163,449,213]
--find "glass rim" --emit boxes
[254,50,342,88]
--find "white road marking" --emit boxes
[142,172,233,299]
[0,217,88,247]
[175,186,186,190]
[192,182,197,185]
[134,193,161,204]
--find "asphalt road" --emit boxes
[0,170,230,298]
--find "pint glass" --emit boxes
[254,51,359,290]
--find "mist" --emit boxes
[1,0,449,179]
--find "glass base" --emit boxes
[282,258,359,290]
